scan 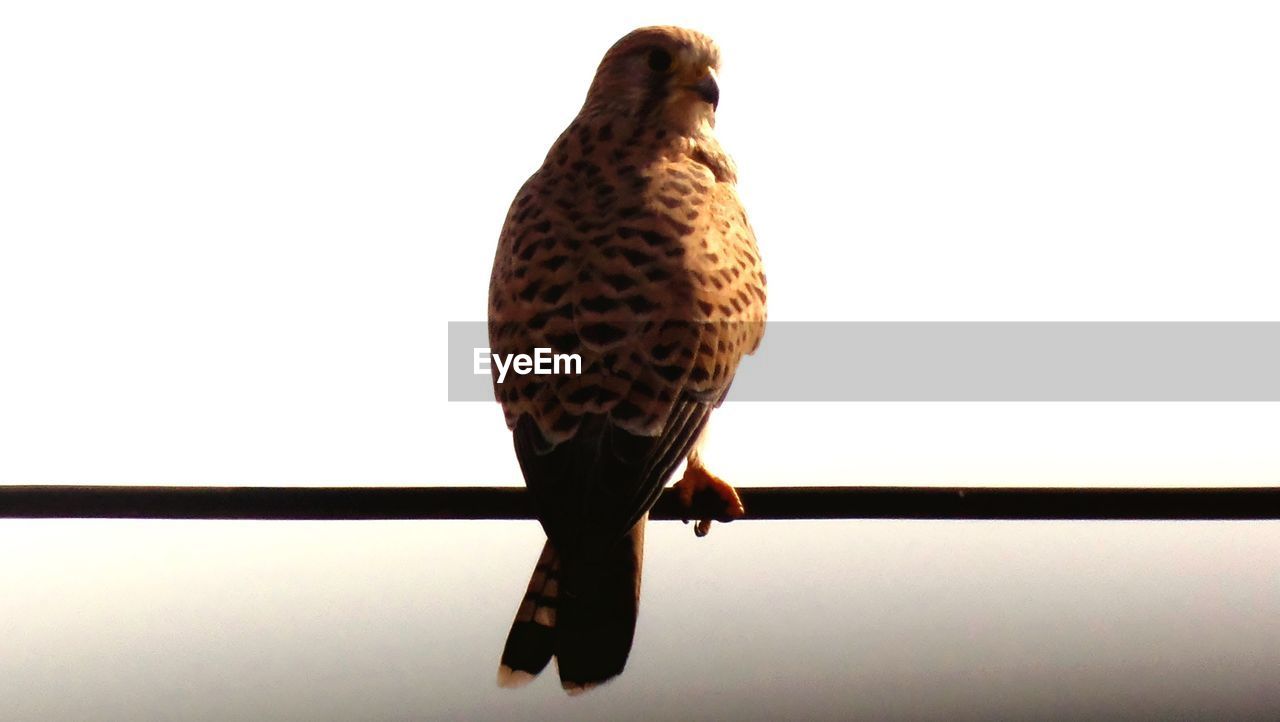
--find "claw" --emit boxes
[672,463,745,537]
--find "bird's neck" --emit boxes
[569,111,736,184]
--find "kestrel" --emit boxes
[488,26,767,693]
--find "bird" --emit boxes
[487,25,767,694]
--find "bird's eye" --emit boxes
[647,48,673,73]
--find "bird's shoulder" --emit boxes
[487,116,765,441]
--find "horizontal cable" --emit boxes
[2,485,1279,520]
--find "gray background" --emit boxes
[4,518,1279,721]
[454,322,1280,401]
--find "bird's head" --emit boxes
[583,26,722,133]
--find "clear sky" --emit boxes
[2,0,1279,486]
[2,1,1279,719]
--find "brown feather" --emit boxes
[490,25,766,692]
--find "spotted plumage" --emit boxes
[489,26,766,693]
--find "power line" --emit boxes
[2,485,1279,520]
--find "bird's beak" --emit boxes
[691,67,719,110]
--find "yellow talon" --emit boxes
[672,462,745,537]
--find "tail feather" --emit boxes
[498,542,559,687]
[498,519,646,693]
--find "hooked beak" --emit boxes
[691,68,719,110]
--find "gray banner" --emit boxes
[449,322,1280,401]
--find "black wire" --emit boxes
[2,485,1279,520]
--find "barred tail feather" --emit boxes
[498,520,646,693]
[498,541,560,688]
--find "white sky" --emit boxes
[2,2,1280,717]
[2,0,1278,487]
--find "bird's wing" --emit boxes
[488,132,766,566]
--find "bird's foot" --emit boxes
[673,464,745,537]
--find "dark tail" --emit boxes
[498,518,645,694]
